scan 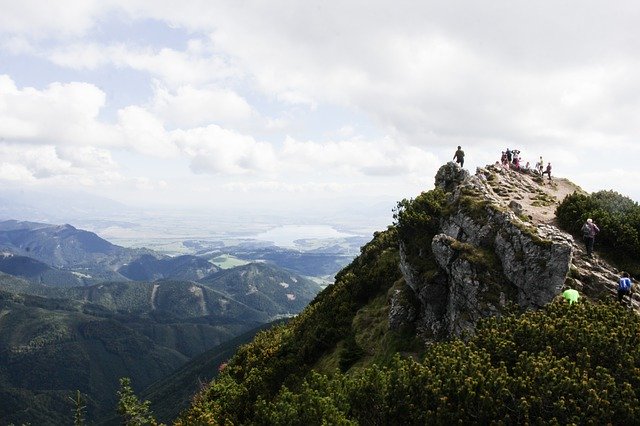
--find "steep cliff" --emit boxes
[390,162,631,339]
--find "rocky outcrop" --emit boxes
[390,163,575,339]
[434,161,469,193]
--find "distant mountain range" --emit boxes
[0,219,323,425]
[0,289,188,425]
[0,220,224,285]
[0,220,146,280]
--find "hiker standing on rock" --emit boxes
[618,272,633,304]
[541,162,552,180]
[536,156,544,174]
[581,218,600,258]
[453,146,465,168]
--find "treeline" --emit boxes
[556,190,640,274]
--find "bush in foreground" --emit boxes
[183,301,640,425]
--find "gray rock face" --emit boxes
[435,161,470,193]
[393,164,574,339]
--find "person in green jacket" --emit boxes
[562,289,580,305]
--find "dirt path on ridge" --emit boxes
[483,164,640,310]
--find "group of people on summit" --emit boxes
[500,148,552,180]
[452,146,552,180]
[452,146,634,307]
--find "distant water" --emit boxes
[252,225,356,247]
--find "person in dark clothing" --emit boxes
[506,148,512,163]
[453,146,465,167]
[581,218,600,258]
[541,162,552,180]
[618,272,633,304]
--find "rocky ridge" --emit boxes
[391,162,638,340]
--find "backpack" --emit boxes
[619,277,632,291]
[581,223,590,237]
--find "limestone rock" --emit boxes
[388,280,419,330]
[435,161,470,193]
[394,163,575,340]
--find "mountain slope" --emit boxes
[140,320,287,423]
[0,252,93,286]
[174,163,640,425]
[0,290,188,426]
[0,220,145,280]
[118,254,219,281]
[199,262,322,317]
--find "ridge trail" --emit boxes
[482,164,639,310]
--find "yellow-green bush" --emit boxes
[556,190,640,274]
[193,301,640,425]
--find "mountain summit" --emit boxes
[392,163,577,338]
[392,162,637,339]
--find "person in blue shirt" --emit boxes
[618,271,633,304]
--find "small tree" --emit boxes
[117,377,160,426]
[69,390,86,426]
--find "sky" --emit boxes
[1,1,639,232]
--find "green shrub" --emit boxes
[556,191,640,274]
[338,332,365,372]
[177,228,403,425]
[117,378,160,426]
[250,301,640,425]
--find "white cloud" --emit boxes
[1,36,36,55]
[116,106,178,157]
[0,143,119,185]
[3,1,640,206]
[0,75,179,158]
[0,162,35,182]
[47,41,239,87]
[221,180,353,193]
[0,0,105,38]
[150,84,253,128]
[55,146,116,169]
[172,124,277,175]
[133,177,168,191]
[0,75,115,146]
[281,136,439,177]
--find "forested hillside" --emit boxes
[0,245,321,424]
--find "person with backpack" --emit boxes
[581,218,600,258]
[453,146,465,168]
[541,162,552,180]
[618,272,633,304]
